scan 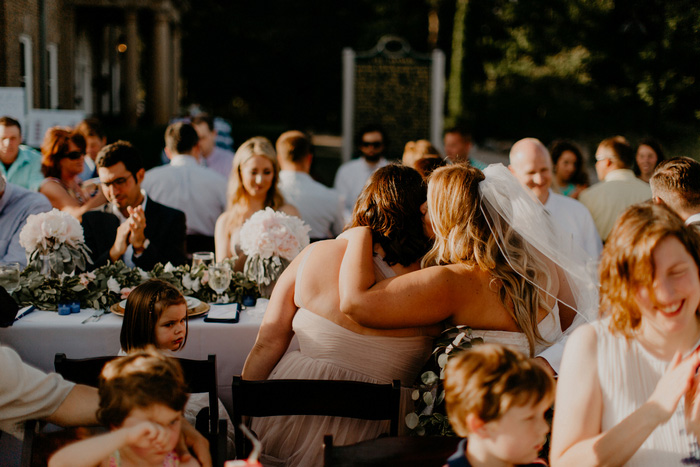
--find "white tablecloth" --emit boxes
[0,300,281,414]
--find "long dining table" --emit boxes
[0,299,294,414]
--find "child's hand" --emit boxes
[125,421,170,452]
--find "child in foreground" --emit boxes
[49,347,200,467]
[119,279,235,455]
[444,344,555,467]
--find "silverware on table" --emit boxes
[81,309,107,324]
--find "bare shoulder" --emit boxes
[280,203,300,217]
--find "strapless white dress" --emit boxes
[469,304,563,356]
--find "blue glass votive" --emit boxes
[58,303,71,316]
[70,301,81,314]
[242,295,256,307]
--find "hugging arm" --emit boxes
[241,247,304,380]
[337,227,455,329]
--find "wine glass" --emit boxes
[208,263,232,303]
[192,251,215,269]
[0,262,21,294]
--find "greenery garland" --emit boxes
[13,259,259,311]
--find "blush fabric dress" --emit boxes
[593,319,700,466]
[251,249,434,467]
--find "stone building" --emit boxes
[0,0,184,125]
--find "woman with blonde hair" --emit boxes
[214,136,298,269]
[38,126,106,220]
[551,203,700,466]
[338,164,597,371]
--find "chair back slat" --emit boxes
[323,434,461,467]
[231,376,401,458]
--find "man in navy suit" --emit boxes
[82,141,187,270]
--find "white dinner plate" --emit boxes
[119,296,201,310]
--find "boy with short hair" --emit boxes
[444,344,555,467]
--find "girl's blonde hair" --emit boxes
[225,136,285,231]
[423,165,552,356]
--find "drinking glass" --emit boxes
[192,251,215,269]
[208,263,232,303]
[0,262,21,294]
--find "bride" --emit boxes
[338,164,598,371]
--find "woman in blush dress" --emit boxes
[338,164,598,373]
[38,127,106,220]
[242,164,440,467]
[214,136,298,270]
[551,203,700,466]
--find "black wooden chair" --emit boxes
[323,434,462,467]
[54,353,227,467]
[231,375,401,459]
[18,420,105,467]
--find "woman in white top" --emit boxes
[338,164,597,369]
[551,203,700,466]
[214,136,298,269]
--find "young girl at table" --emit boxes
[118,279,234,455]
[443,344,553,467]
[49,347,200,467]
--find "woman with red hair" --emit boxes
[38,127,105,219]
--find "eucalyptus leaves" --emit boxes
[405,325,482,436]
[13,259,259,312]
[19,209,92,276]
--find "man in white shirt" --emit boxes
[142,122,227,248]
[650,157,700,226]
[509,138,602,259]
[276,131,345,241]
[334,124,389,222]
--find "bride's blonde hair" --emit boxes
[423,165,552,356]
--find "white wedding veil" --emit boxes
[478,164,599,333]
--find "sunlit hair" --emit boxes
[349,164,430,267]
[650,157,700,215]
[597,135,634,169]
[599,202,700,336]
[550,139,589,186]
[120,279,188,353]
[225,137,285,232]
[423,165,552,356]
[414,156,447,179]
[276,130,311,164]
[402,139,440,168]
[40,127,86,179]
[444,344,555,437]
[97,347,188,427]
[634,137,666,177]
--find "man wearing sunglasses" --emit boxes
[81,141,187,270]
[334,124,389,222]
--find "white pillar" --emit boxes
[431,49,446,152]
[341,48,356,163]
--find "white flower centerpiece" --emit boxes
[19,209,92,277]
[239,207,310,298]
